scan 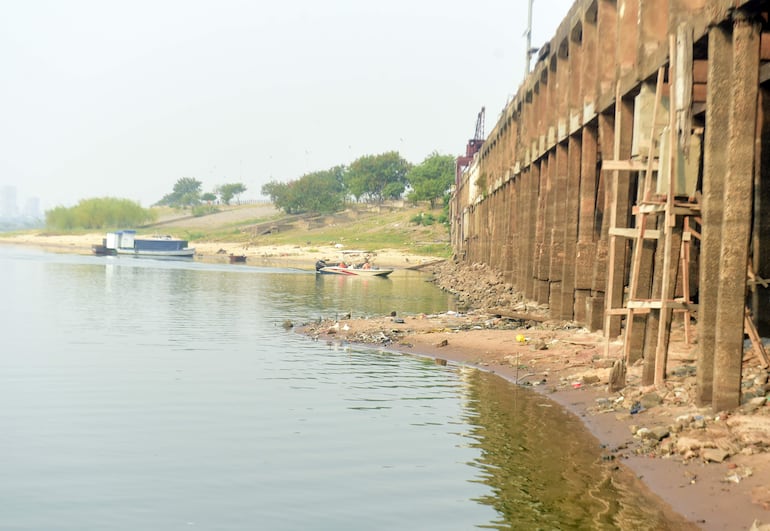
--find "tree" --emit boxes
[345,151,411,203]
[45,197,157,230]
[201,192,217,203]
[262,166,346,215]
[218,182,247,205]
[262,181,298,213]
[297,167,345,214]
[155,177,202,208]
[406,152,456,208]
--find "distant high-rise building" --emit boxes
[23,197,41,219]
[0,186,19,218]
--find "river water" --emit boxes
[0,245,685,530]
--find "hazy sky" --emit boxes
[1,0,573,209]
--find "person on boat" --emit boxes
[338,261,347,268]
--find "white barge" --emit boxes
[94,230,195,258]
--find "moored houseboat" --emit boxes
[95,230,195,258]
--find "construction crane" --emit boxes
[455,107,486,181]
[473,107,485,142]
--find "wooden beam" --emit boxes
[602,159,656,171]
[609,227,661,239]
[635,203,700,216]
[627,299,692,310]
[745,308,770,368]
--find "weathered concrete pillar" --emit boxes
[503,178,519,286]
[517,169,529,295]
[487,189,499,269]
[589,114,615,330]
[549,142,569,315]
[576,121,598,323]
[712,12,760,412]
[577,123,599,243]
[696,23,731,405]
[524,165,539,300]
[535,155,551,304]
[542,149,557,281]
[558,134,582,321]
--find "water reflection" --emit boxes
[254,270,456,318]
[460,369,692,530]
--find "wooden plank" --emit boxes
[602,159,655,172]
[606,307,650,315]
[745,308,770,368]
[636,203,666,213]
[608,227,661,239]
[627,299,691,310]
[404,259,446,271]
[635,203,700,216]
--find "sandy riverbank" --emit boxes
[0,232,440,270]
[300,308,770,531]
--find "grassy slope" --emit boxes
[155,204,452,258]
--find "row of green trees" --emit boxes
[262,151,455,215]
[155,178,247,209]
[46,197,157,230]
[41,150,453,231]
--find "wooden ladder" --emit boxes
[603,53,699,386]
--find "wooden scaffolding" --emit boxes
[603,38,769,388]
[602,46,700,387]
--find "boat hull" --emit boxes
[91,244,117,256]
[115,248,195,257]
[318,266,393,277]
